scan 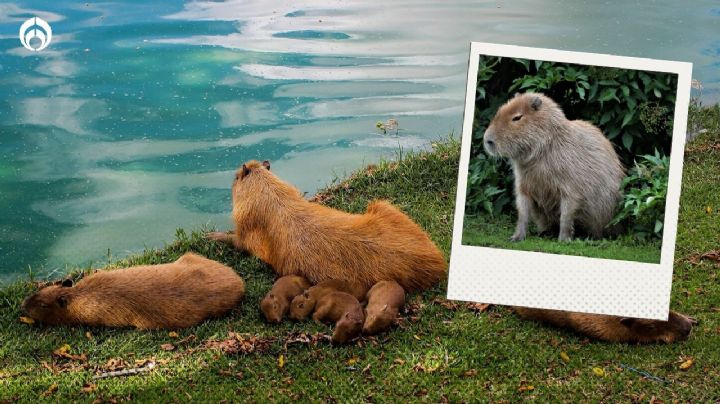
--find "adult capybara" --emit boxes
[362,280,406,335]
[20,253,245,329]
[311,291,365,344]
[513,307,695,343]
[205,160,447,291]
[482,93,624,241]
[261,275,311,323]
[289,279,368,321]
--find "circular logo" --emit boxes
[19,17,53,52]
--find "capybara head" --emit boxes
[231,160,271,203]
[20,279,76,325]
[483,93,563,159]
[619,311,696,344]
[260,292,287,323]
[362,304,395,335]
[289,292,315,321]
[332,311,364,344]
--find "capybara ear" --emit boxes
[619,317,636,328]
[241,164,251,178]
[262,160,271,171]
[61,279,73,288]
[345,312,351,319]
[381,304,388,312]
[530,95,542,111]
[57,295,69,308]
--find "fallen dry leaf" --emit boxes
[160,344,175,351]
[518,384,535,392]
[19,316,34,325]
[85,331,93,340]
[205,333,276,354]
[41,383,58,397]
[592,367,605,377]
[278,354,285,369]
[466,303,491,313]
[679,358,694,370]
[168,331,179,338]
[347,357,359,365]
[560,352,570,363]
[81,383,96,393]
[464,369,478,377]
[52,344,87,362]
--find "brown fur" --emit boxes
[206,160,447,291]
[289,279,368,321]
[311,291,365,344]
[513,307,694,343]
[362,281,406,335]
[260,275,311,323]
[483,93,624,241]
[20,253,245,330]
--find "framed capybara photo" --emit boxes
[447,42,692,320]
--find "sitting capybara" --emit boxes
[205,160,447,291]
[20,252,245,329]
[261,275,311,323]
[513,307,695,343]
[482,93,624,241]
[311,291,365,344]
[289,279,368,321]
[362,280,406,335]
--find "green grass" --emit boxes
[462,215,662,263]
[1,109,720,402]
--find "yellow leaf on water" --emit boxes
[19,316,34,325]
[559,352,570,363]
[679,358,694,370]
[278,354,285,369]
[592,367,605,377]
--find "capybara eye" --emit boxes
[512,114,523,121]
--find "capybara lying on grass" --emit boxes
[362,280,405,335]
[289,279,367,321]
[311,291,365,344]
[206,160,447,291]
[21,252,245,329]
[261,275,311,323]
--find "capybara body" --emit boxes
[289,279,368,321]
[311,291,365,344]
[483,93,624,241]
[362,281,406,335]
[207,160,447,291]
[513,307,694,343]
[261,275,311,323]
[21,253,245,329]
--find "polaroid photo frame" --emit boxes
[447,42,692,320]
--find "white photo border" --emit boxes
[446,42,692,320]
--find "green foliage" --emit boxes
[611,151,669,240]
[466,56,677,239]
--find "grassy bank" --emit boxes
[462,215,662,263]
[1,105,720,401]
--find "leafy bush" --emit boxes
[466,56,677,237]
[610,151,669,240]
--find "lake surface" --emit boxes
[0,0,717,281]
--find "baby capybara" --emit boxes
[261,275,311,323]
[206,160,447,291]
[289,279,368,321]
[20,253,245,329]
[514,307,695,343]
[362,280,406,335]
[311,291,365,344]
[483,93,624,241]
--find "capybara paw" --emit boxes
[205,231,229,242]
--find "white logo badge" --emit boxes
[19,17,53,52]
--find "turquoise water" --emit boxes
[0,1,717,281]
